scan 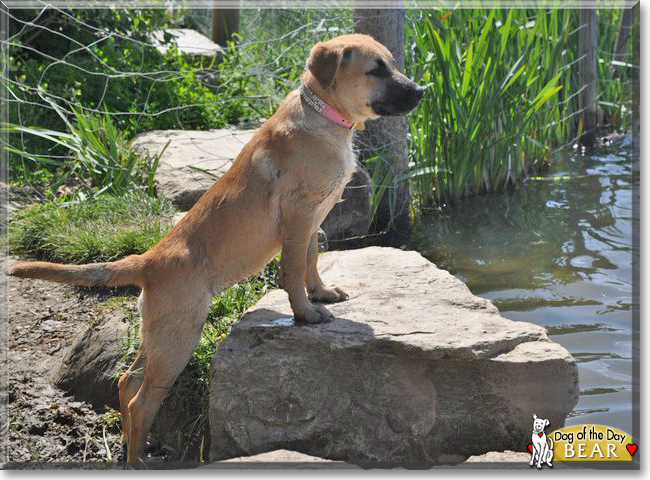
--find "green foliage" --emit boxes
[406,9,571,206]
[4,104,166,197]
[7,7,632,216]
[7,192,174,264]
[405,8,631,208]
[7,8,173,167]
[596,9,633,131]
[6,7,251,185]
[220,9,355,118]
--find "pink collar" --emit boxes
[300,84,364,131]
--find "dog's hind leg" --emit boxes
[118,347,145,444]
[118,290,149,446]
[124,289,210,463]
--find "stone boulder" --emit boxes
[209,247,579,465]
[150,29,224,60]
[51,310,130,410]
[133,129,256,210]
[321,169,371,247]
[132,129,371,243]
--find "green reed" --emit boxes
[404,9,629,208]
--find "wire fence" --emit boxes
[2,3,637,243]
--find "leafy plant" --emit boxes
[6,7,247,184]
[4,101,167,197]
[405,8,632,208]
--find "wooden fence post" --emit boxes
[212,4,240,47]
[579,9,599,147]
[614,8,633,62]
[353,4,410,232]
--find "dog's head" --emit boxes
[303,34,424,123]
[532,414,550,434]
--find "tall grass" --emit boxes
[596,9,633,131]
[3,99,167,197]
[405,8,632,209]
[406,9,575,207]
[7,192,174,263]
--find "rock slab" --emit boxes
[133,129,256,210]
[209,247,579,464]
[132,129,371,242]
[51,310,129,410]
[150,28,224,60]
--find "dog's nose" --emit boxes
[414,86,425,100]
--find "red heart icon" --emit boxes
[527,444,533,453]
[626,444,637,456]
[538,432,543,437]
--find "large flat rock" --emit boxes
[132,129,371,243]
[204,448,532,469]
[133,129,256,210]
[150,28,224,59]
[209,247,579,465]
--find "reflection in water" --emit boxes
[407,137,635,434]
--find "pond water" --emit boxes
[405,136,637,435]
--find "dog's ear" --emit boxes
[545,419,550,427]
[307,43,343,89]
[533,414,538,420]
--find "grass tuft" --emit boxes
[7,191,175,264]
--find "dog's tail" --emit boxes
[548,437,554,451]
[7,255,146,288]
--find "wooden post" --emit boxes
[212,5,239,47]
[579,9,598,148]
[354,4,410,231]
[614,8,633,61]
[612,7,633,78]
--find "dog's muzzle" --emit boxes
[372,76,424,117]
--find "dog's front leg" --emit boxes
[305,231,348,303]
[280,216,334,324]
[537,445,544,468]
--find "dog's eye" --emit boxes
[366,59,387,77]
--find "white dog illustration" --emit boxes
[529,414,554,468]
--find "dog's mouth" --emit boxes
[371,103,397,117]
[371,101,418,117]
[371,88,425,117]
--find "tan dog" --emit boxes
[8,34,423,462]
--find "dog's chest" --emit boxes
[312,148,356,226]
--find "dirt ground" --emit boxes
[2,252,128,467]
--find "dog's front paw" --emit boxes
[308,285,349,303]
[294,304,334,324]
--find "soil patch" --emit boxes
[3,251,138,466]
